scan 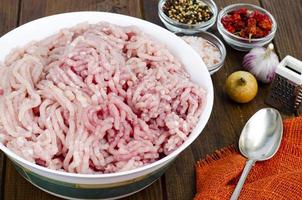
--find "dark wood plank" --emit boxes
[4,1,163,200]
[142,0,293,199]
[142,0,163,26]
[0,0,20,199]
[261,0,302,115]
[18,0,142,25]
[0,0,20,36]
[261,0,302,59]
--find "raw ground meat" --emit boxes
[0,22,206,174]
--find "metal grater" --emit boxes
[266,56,302,114]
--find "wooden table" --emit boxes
[0,0,301,199]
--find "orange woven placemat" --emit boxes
[195,116,302,200]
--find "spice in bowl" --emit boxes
[181,36,221,68]
[221,8,272,39]
[162,0,214,25]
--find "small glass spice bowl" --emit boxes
[217,3,277,51]
[158,0,218,34]
[177,31,226,75]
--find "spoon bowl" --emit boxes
[231,108,283,200]
[239,108,283,161]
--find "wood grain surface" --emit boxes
[0,0,300,199]
[261,0,302,60]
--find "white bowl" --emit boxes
[0,12,213,200]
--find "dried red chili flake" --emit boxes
[226,25,236,33]
[221,7,272,39]
[258,18,272,31]
[221,15,232,26]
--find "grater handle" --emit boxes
[276,55,302,85]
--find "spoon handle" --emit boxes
[230,159,256,200]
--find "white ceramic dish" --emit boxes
[0,12,214,200]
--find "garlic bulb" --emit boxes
[242,44,279,83]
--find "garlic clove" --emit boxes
[242,43,279,83]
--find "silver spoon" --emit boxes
[230,108,283,200]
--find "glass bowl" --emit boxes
[178,31,226,75]
[158,0,218,34]
[217,3,277,51]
